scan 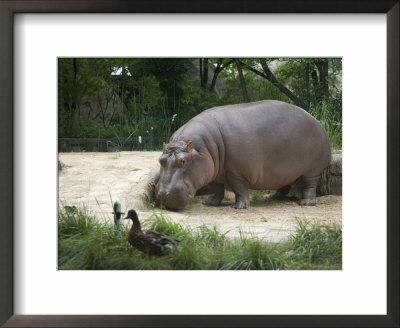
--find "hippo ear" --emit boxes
[185,140,194,153]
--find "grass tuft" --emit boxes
[58,208,341,270]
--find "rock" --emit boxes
[317,153,342,196]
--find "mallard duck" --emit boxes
[124,209,177,256]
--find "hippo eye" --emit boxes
[177,157,189,168]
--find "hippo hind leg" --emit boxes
[202,182,225,206]
[299,174,320,206]
[271,185,291,199]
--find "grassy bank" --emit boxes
[58,208,342,270]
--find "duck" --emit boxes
[123,209,177,256]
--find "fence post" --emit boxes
[138,136,143,151]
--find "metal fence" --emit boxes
[58,137,166,152]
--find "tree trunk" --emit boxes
[305,62,310,110]
[311,68,319,89]
[199,59,204,89]
[72,58,79,123]
[315,59,329,100]
[199,58,209,90]
[209,59,233,91]
[209,59,222,91]
[62,74,69,117]
[234,59,249,102]
[203,58,209,91]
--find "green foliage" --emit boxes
[58,58,342,149]
[58,208,342,270]
[309,100,342,150]
[277,219,342,269]
[248,189,270,201]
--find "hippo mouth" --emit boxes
[156,189,195,210]
[162,195,193,210]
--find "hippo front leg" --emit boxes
[226,172,250,209]
[202,182,225,206]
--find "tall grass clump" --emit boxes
[310,100,342,150]
[275,219,342,270]
[58,209,342,270]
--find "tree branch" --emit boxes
[239,60,308,109]
[203,58,209,91]
[209,59,233,91]
[234,59,249,102]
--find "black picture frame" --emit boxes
[0,1,398,327]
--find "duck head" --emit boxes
[123,209,141,231]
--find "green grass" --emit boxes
[58,208,342,270]
[249,189,271,201]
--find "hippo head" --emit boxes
[155,140,209,210]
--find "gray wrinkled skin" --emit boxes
[155,100,331,210]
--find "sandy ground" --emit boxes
[58,151,342,242]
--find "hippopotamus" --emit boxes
[155,100,331,210]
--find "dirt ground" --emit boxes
[58,151,342,242]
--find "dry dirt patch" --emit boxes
[58,151,342,242]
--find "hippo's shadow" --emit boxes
[251,196,299,208]
[193,195,300,209]
[175,193,300,211]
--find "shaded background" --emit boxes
[58,58,342,151]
